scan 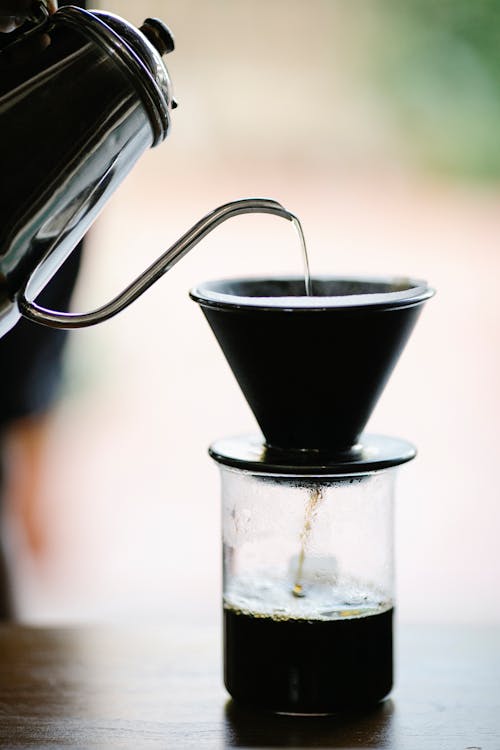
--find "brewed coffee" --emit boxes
[223,564,393,715]
[224,604,393,714]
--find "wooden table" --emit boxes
[0,623,498,749]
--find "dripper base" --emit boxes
[209,433,416,475]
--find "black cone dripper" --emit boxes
[190,277,433,453]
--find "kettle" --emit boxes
[0,3,299,339]
[0,2,176,337]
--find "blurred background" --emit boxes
[4,0,499,624]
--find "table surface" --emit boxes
[0,622,498,749]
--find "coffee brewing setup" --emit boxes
[0,3,434,716]
[191,277,433,713]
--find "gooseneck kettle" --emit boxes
[0,3,298,339]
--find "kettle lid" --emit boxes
[56,7,175,146]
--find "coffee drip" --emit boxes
[292,487,323,599]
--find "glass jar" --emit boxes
[210,434,415,714]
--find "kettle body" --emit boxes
[0,6,174,337]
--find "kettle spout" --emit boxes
[19,198,303,330]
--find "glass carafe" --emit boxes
[211,434,413,714]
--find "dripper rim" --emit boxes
[190,275,434,312]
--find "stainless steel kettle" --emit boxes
[0,4,300,338]
[0,3,176,337]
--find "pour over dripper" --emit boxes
[190,277,434,452]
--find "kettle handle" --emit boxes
[18,198,302,330]
[0,1,49,51]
